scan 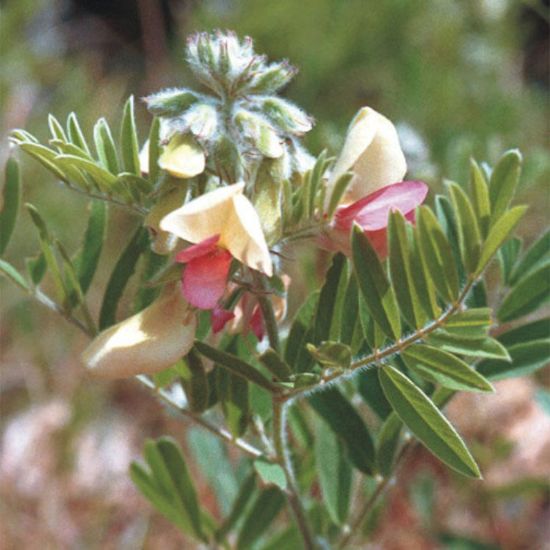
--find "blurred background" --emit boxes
[1,0,549,548]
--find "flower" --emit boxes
[160,182,273,310]
[82,283,196,378]
[322,180,428,257]
[158,134,206,178]
[328,107,407,203]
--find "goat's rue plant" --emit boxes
[2,31,549,549]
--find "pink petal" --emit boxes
[182,248,232,309]
[175,234,221,263]
[335,181,428,232]
[211,306,235,334]
[249,305,265,341]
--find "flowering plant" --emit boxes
[2,31,548,549]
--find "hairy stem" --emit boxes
[272,400,317,550]
[253,271,281,353]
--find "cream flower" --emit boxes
[160,182,273,276]
[328,107,407,202]
[82,284,196,378]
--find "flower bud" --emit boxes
[82,284,196,379]
[158,134,205,179]
[259,97,313,135]
[144,88,200,117]
[328,107,407,202]
[234,109,284,159]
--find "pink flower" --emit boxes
[322,180,428,257]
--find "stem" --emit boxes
[283,278,476,400]
[137,375,263,459]
[253,272,281,353]
[272,399,316,550]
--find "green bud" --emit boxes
[144,88,200,117]
[260,97,313,135]
[234,109,284,159]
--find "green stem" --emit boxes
[253,271,281,353]
[272,399,316,550]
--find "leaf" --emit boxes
[120,95,141,175]
[379,365,481,478]
[426,332,510,360]
[254,459,287,491]
[67,112,91,155]
[148,437,205,541]
[0,158,20,255]
[187,428,238,516]
[26,253,46,285]
[376,413,403,477]
[327,173,353,217]
[236,488,285,549]
[469,159,491,237]
[358,367,392,420]
[16,142,69,182]
[498,260,550,322]
[148,117,161,183]
[195,341,279,393]
[307,341,351,369]
[447,181,481,274]
[352,225,401,339]
[93,118,120,173]
[284,290,318,368]
[180,350,209,413]
[389,210,426,328]
[498,237,522,285]
[509,228,550,285]
[340,273,359,345]
[476,206,527,276]
[73,200,107,293]
[48,114,68,141]
[314,252,346,344]
[0,259,29,290]
[402,344,494,393]
[98,226,149,329]
[444,308,492,338]
[309,387,375,474]
[55,154,117,192]
[215,473,257,541]
[497,318,550,347]
[259,348,292,381]
[219,368,250,437]
[315,418,352,525]
[489,149,522,221]
[477,339,550,380]
[417,206,459,303]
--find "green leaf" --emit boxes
[389,210,426,328]
[26,253,46,285]
[379,365,481,478]
[489,149,522,222]
[444,308,492,338]
[215,473,257,541]
[426,332,510,360]
[236,488,285,549]
[149,437,205,541]
[93,118,120,173]
[99,226,149,329]
[327,173,353,217]
[180,350,209,413]
[497,318,550,347]
[67,112,91,155]
[314,253,346,344]
[55,154,117,193]
[0,158,20,255]
[476,206,527,276]
[195,341,279,393]
[352,225,401,339]
[73,200,107,293]
[187,428,238,516]
[340,273,359,345]
[478,339,550,380]
[148,117,161,183]
[498,237,522,285]
[307,341,351,369]
[259,348,292,381]
[315,418,352,525]
[16,142,69,183]
[120,95,141,175]
[358,367,392,420]
[309,387,375,474]
[498,260,550,322]
[509,229,550,285]
[376,413,403,477]
[447,181,481,274]
[254,459,287,491]
[402,344,494,393]
[469,159,491,237]
[219,368,250,437]
[284,290,318,368]
[0,259,29,290]
[48,114,68,141]
[417,206,459,303]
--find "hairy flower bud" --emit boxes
[144,88,200,117]
[234,109,284,159]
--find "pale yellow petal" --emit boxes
[139,139,150,174]
[159,182,244,243]
[222,193,273,276]
[82,284,196,379]
[158,134,205,179]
